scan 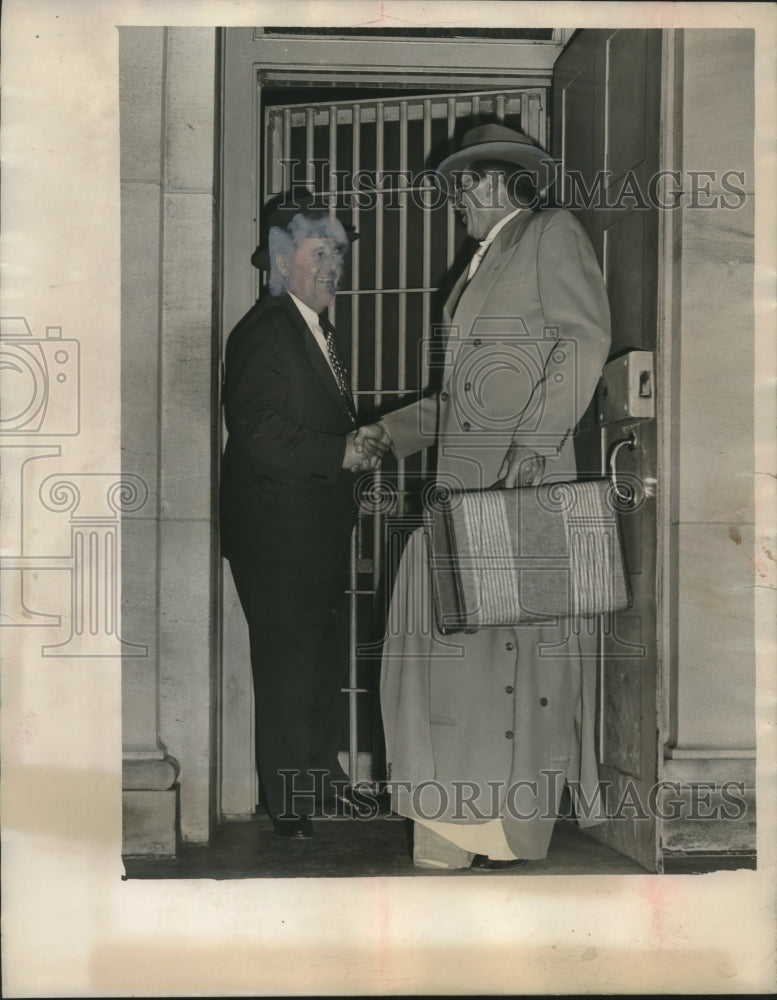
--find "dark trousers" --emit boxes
[229,559,349,820]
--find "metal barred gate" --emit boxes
[260,87,548,791]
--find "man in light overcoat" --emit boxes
[375,124,612,869]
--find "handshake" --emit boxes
[342,422,393,473]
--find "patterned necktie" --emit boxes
[323,323,357,422]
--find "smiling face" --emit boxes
[277,237,345,313]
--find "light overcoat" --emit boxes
[380,208,612,859]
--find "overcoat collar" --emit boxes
[441,210,540,378]
[445,209,538,322]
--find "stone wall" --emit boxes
[662,29,756,854]
[120,27,219,852]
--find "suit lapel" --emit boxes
[443,266,471,322]
[281,296,355,421]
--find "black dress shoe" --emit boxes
[470,854,527,871]
[273,816,313,839]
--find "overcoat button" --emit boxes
[505,730,514,739]
[505,642,515,651]
[505,685,514,694]
[440,391,449,401]
[539,697,548,707]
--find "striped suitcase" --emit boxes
[429,480,631,634]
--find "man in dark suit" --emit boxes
[220,196,387,839]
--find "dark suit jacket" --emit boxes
[219,293,358,582]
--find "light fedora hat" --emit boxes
[436,123,558,193]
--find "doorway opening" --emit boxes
[261,83,549,791]
[217,27,667,875]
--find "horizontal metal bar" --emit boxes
[277,99,524,127]
[320,185,449,197]
[263,85,544,121]
[335,287,439,296]
[263,71,552,90]
[354,489,423,497]
[352,389,423,397]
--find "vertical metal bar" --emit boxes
[321,100,361,790]
[560,88,567,206]
[521,91,543,144]
[375,101,385,409]
[351,105,361,388]
[328,104,338,327]
[421,98,433,483]
[275,109,293,307]
[283,107,292,188]
[270,109,292,302]
[496,93,506,122]
[305,107,315,189]
[348,512,359,787]
[398,100,408,384]
[264,109,272,195]
[328,104,337,205]
[336,102,359,790]
[598,423,608,762]
[397,100,408,510]
[446,96,456,269]
[348,103,363,790]
[372,101,385,607]
[268,111,285,195]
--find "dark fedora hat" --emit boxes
[436,124,558,193]
[251,187,359,270]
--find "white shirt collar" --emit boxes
[288,292,324,333]
[480,207,523,247]
[466,208,524,281]
[288,291,338,377]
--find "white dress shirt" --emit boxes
[289,292,337,377]
[466,207,523,280]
